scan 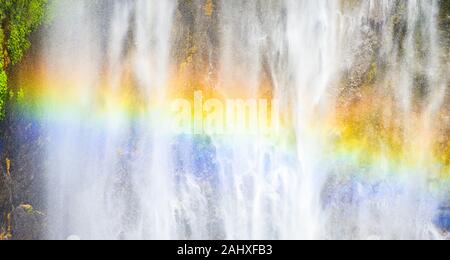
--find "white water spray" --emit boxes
[42,0,448,240]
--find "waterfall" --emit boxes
[39,0,448,240]
[44,0,177,240]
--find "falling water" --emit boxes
[36,0,449,239]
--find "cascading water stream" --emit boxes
[31,0,449,240]
[44,0,177,239]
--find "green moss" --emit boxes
[5,0,47,65]
[0,0,47,120]
[16,87,24,102]
[0,70,6,119]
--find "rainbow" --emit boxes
[13,61,450,191]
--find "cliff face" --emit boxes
[0,96,47,239]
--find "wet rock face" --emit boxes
[0,171,12,236]
[0,174,10,213]
[0,113,46,239]
[11,205,45,240]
